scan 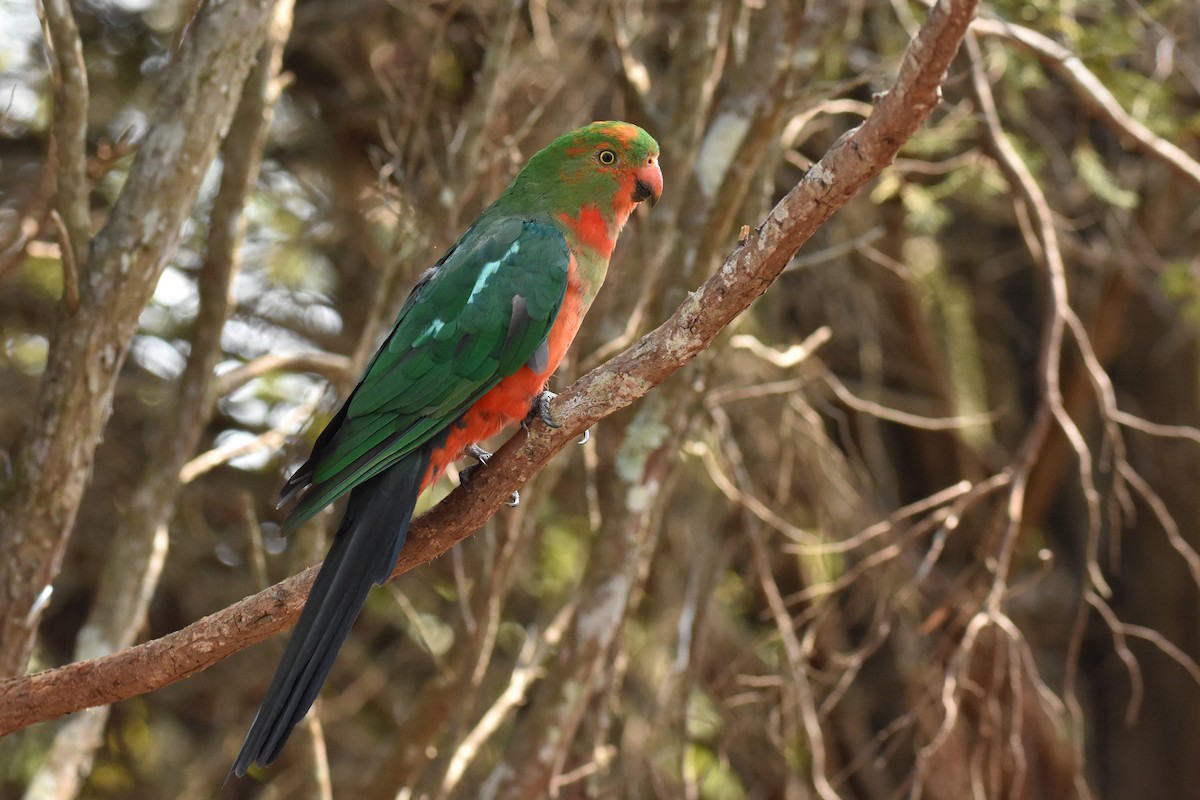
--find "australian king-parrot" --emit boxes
[231,121,662,775]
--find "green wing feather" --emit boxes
[280,217,570,531]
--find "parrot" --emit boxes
[231,121,662,776]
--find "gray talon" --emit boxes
[459,444,493,488]
[578,429,590,445]
[507,490,520,508]
[524,390,561,430]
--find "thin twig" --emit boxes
[440,607,573,794]
[825,373,999,432]
[0,0,981,733]
[179,390,321,484]
[38,0,91,282]
[1112,410,1200,447]
[1085,590,1144,724]
[213,352,352,398]
[972,15,1200,192]
[48,209,78,313]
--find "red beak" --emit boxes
[633,158,663,206]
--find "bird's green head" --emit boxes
[502,121,662,245]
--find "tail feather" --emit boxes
[231,445,432,777]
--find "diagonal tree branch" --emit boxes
[0,0,979,737]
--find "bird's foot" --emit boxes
[578,429,590,446]
[458,444,491,489]
[459,444,519,506]
[523,390,561,430]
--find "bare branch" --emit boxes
[213,352,352,398]
[1085,591,1144,724]
[1112,410,1200,447]
[973,16,1200,193]
[824,373,1000,432]
[47,209,78,313]
[180,390,320,484]
[1119,462,1200,590]
[37,0,90,279]
[0,0,980,735]
[440,606,572,795]
[967,32,1085,609]
[0,0,279,677]
[748,508,841,800]
[20,6,297,795]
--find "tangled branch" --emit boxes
[0,0,980,738]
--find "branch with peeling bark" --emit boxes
[0,0,279,678]
[0,0,980,739]
[19,7,298,796]
[38,0,90,278]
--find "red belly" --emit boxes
[421,276,585,488]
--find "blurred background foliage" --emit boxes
[2,0,1200,798]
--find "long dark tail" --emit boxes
[231,446,432,777]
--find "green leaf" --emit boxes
[1073,145,1139,209]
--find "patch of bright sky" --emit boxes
[222,371,321,430]
[220,316,326,360]
[0,1,40,72]
[137,266,199,346]
[263,168,324,225]
[0,0,47,128]
[235,270,343,336]
[0,0,335,469]
[131,334,186,379]
[89,0,185,22]
[153,265,197,306]
[214,377,328,473]
[211,429,275,473]
[221,390,270,430]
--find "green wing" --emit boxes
[280,216,570,531]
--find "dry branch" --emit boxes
[19,5,297,796]
[0,0,278,677]
[213,352,353,397]
[973,16,1200,193]
[0,0,980,737]
[38,0,90,275]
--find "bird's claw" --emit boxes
[458,463,480,489]
[459,445,493,489]
[459,444,519,506]
[523,390,561,430]
[578,429,590,446]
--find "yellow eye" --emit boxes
[597,149,617,165]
